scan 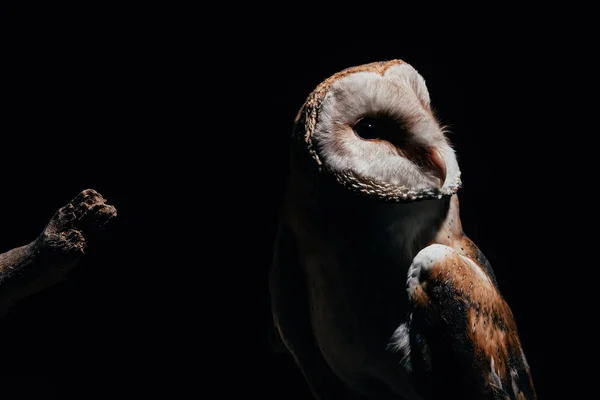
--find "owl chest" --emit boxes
[301,245,413,379]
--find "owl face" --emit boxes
[295,60,461,202]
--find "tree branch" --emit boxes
[0,189,116,315]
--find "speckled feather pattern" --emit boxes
[332,169,461,203]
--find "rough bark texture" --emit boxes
[0,189,116,315]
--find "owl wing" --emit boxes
[404,244,536,400]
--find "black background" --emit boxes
[1,4,578,398]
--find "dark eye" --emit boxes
[352,116,407,144]
[353,117,380,140]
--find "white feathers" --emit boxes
[521,347,530,371]
[312,62,461,197]
[384,63,432,108]
[489,357,504,390]
[412,243,453,268]
[407,244,492,294]
[511,369,521,397]
[387,322,412,373]
[407,244,451,298]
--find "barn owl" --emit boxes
[268,60,536,400]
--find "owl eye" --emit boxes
[352,116,407,144]
[352,117,380,140]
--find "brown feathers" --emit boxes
[407,214,537,398]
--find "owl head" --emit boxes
[292,60,461,202]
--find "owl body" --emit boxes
[280,178,449,398]
[270,60,536,399]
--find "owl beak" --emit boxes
[430,148,447,186]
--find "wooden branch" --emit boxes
[0,189,116,315]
